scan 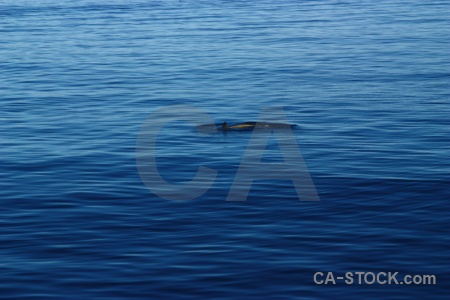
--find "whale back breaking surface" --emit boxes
[196,122,296,133]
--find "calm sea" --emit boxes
[1,0,449,298]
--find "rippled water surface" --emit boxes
[1,0,449,298]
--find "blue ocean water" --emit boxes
[1,0,449,298]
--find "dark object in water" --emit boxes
[196,122,296,133]
[221,121,296,131]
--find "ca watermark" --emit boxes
[314,272,437,285]
[136,105,319,201]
